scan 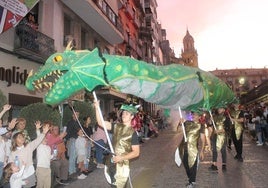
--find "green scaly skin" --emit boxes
[26,48,236,111]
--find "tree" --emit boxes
[0,89,8,122]
[19,102,61,139]
[62,101,95,127]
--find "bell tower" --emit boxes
[181,29,198,67]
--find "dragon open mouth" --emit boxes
[32,70,66,92]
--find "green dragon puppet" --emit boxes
[25,47,236,111]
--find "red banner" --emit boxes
[0,0,39,34]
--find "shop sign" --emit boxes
[0,66,28,87]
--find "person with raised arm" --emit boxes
[94,101,140,188]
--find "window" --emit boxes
[94,39,99,48]
[64,15,71,36]
[63,15,72,46]
[81,29,86,50]
[251,80,257,84]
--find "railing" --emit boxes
[136,46,142,57]
[14,24,55,63]
[133,16,140,28]
[125,3,134,19]
[129,38,136,51]
[139,26,152,38]
[93,0,123,34]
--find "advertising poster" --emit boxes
[0,0,39,34]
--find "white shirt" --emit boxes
[0,138,11,163]
[75,136,87,156]
[0,127,8,136]
[0,138,5,162]
[37,143,52,168]
[10,165,26,188]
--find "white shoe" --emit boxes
[257,143,263,146]
[77,173,87,179]
[97,163,105,169]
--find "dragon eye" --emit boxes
[53,55,62,63]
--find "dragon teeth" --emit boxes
[48,82,53,88]
[28,69,33,77]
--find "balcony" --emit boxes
[14,24,55,64]
[125,4,134,19]
[129,38,136,51]
[133,0,143,11]
[123,31,129,42]
[144,1,152,14]
[133,16,140,28]
[61,0,123,44]
[139,26,152,39]
[136,46,142,57]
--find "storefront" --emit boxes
[0,51,44,117]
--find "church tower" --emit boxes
[181,29,198,67]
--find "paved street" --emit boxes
[63,127,268,188]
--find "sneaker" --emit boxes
[257,143,263,146]
[208,164,218,171]
[222,164,227,171]
[77,173,87,180]
[97,163,105,169]
[186,182,196,188]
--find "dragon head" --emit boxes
[26,47,107,105]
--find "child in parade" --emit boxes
[209,107,227,172]
[229,104,245,162]
[176,111,203,188]
[94,101,140,188]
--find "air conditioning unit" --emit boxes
[64,34,76,47]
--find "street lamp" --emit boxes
[239,77,245,85]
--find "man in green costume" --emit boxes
[94,101,140,188]
[229,104,245,162]
[209,107,227,172]
[177,111,203,188]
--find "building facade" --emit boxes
[210,68,268,98]
[0,0,171,117]
[1,0,126,117]
[180,29,198,67]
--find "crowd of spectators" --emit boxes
[243,102,268,146]
[0,103,164,188]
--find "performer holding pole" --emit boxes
[179,106,187,142]
[176,111,203,188]
[94,99,140,188]
[209,110,217,131]
[93,91,114,154]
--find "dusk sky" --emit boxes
[157,0,268,71]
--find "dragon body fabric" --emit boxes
[26,48,236,111]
